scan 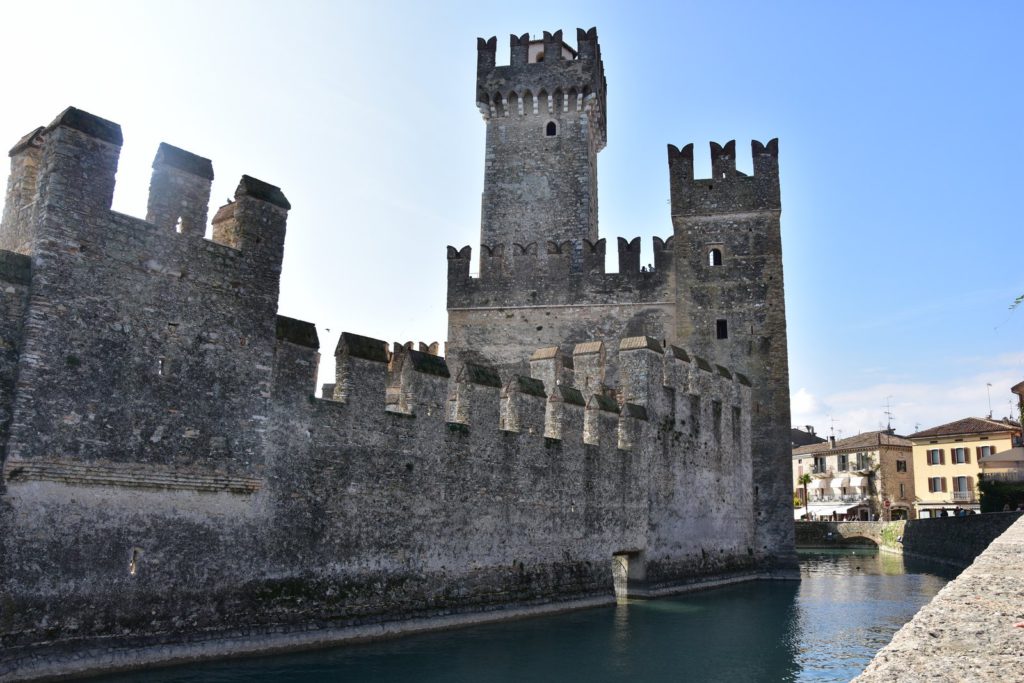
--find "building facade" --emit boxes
[908,417,1018,517]
[792,431,914,521]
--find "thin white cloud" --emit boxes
[792,354,1024,437]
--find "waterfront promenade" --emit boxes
[854,514,1024,681]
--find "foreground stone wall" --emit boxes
[854,515,1024,682]
[900,512,1024,566]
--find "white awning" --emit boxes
[808,478,827,489]
[848,476,867,487]
[829,477,849,488]
[794,503,861,519]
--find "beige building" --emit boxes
[908,417,1018,517]
[792,430,914,521]
[985,382,1024,481]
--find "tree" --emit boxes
[798,473,812,521]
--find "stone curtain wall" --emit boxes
[0,107,761,679]
[853,514,1024,682]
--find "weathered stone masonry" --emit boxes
[0,26,793,679]
[449,28,795,575]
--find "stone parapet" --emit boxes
[853,514,1024,682]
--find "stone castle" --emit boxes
[0,28,795,679]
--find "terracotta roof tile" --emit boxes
[792,430,911,456]
[908,417,1019,439]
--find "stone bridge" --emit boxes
[794,520,900,548]
[796,512,1024,567]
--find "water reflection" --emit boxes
[97,551,954,683]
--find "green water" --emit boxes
[99,550,955,682]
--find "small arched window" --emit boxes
[546,121,557,137]
[708,248,722,266]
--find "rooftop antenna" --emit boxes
[986,383,993,418]
[883,396,895,432]
[828,414,840,440]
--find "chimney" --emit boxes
[829,436,836,449]
[805,425,815,436]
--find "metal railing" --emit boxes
[809,495,868,504]
[951,491,974,502]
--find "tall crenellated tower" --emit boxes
[448,29,677,376]
[476,28,607,267]
[668,139,796,576]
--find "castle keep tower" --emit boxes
[448,28,676,375]
[668,140,796,574]
[476,29,607,264]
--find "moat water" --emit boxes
[99,550,955,683]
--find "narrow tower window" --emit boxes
[716,319,728,339]
[546,121,557,137]
[708,248,722,266]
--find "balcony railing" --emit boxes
[810,495,867,504]
[952,491,974,502]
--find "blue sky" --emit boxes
[1,1,1021,437]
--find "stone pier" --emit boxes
[853,515,1024,681]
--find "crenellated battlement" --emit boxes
[476,27,606,149]
[1,107,290,289]
[319,330,750,455]
[0,106,295,474]
[668,139,780,216]
[446,235,674,309]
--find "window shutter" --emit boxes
[976,446,982,460]
[992,445,997,454]
[965,449,970,464]
[941,477,947,492]
[940,449,945,465]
